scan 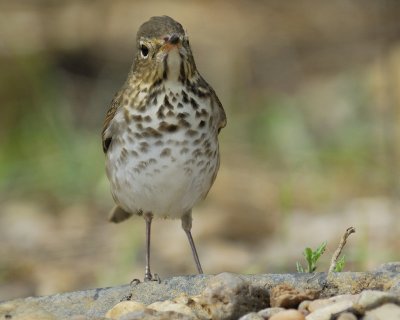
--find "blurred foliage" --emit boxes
[0,1,399,206]
[245,80,377,185]
[0,54,104,204]
[0,0,400,301]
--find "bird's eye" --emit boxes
[140,45,149,58]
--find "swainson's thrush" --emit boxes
[102,16,226,281]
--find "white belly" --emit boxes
[105,86,219,218]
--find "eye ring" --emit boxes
[140,44,149,58]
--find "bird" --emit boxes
[102,16,226,281]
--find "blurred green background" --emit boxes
[1,0,400,301]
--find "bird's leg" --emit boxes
[144,212,160,282]
[181,212,203,274]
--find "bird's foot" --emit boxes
[144,272,161,283]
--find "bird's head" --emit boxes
[132,16,196,84]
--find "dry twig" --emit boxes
[328,227,356,273]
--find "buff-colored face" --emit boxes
[132,17,196,83]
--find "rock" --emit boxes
[0,301,57,320]
[375,262,400,273]
[269,309,305,320]
[197,272,268,320]
[297,301,311,314]
[390,280,400,295]
[307,295,358,313]
[364,303,400,320]
[355,290,400,311]
[305,300,354,320]
[239,312,264,320]
[257,307,286,318]
[105,300,146,319]
[336,312,357,320]
[270,284,318,308]
[147,300,195,317]
[1,271,399,319]
[173,294,208,319]
[119,308,193,320]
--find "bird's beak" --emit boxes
[162,34,181,52]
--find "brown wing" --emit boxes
[211,88,227,133]
[102,90,123,153]
[199,88,226,200]
[196,75,226,133]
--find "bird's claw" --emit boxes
[144,272,161,283]
[120,278,141,301]
[130,278,141,286]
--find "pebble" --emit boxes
[239,312,264,320]
[0,301,56,320]
[390,279,400,295]
[269,309,305,320]
[305,300,354,320]
[375,262,400,273]
[198,272,268,319]
[336,312,357,320]
[105,300,146,319]
[270,284,318,308]
[356,290,400,310]
[119,308,193,320]
[258,307,286,318]
[147,300,195,317]
[297,300,311,314]
[307,295,357,312]
[363,303,400,320]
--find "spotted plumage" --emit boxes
[102,16,226,281]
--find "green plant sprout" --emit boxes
[296,241,327,273]
[333,255,346,272]
[296,240,349,273]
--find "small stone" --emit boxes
[198,273,268,319]
[105,300,146,319]
[120,308,193,320]
[147,300,194,317]
[269,309,305,320]
[307,299,330,313]
[298,301,311,314]
[306,300,354,320]
[364,303,400,320]
[375,262,400,273]
[336,312,357,320]
[308,295,357,313]
[270,284,318,308]
[0,302,18,316]
[239,312,264,320]
[258,307,285,318]
[356,290,400,311]
[390,280,400,295]
[173,294,192,305]
[0,301,56,320]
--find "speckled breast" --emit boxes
[105,82,220,218]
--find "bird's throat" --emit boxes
[165,49,181,82]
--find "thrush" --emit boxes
[102,16,226,281]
